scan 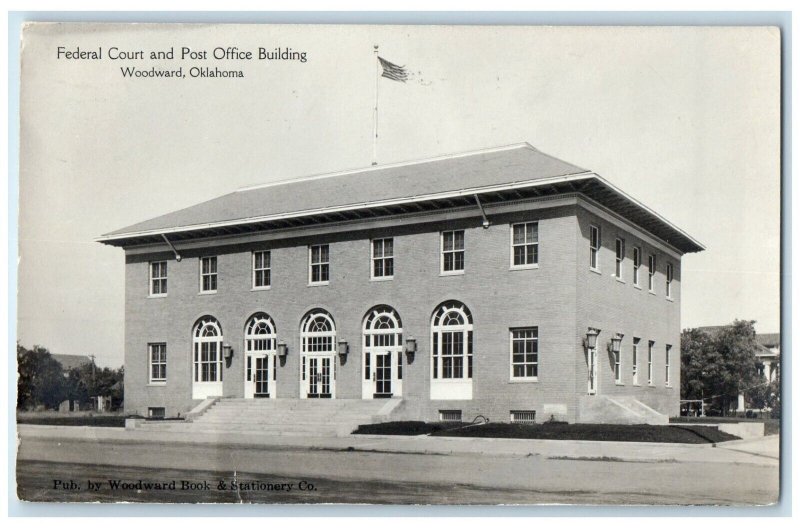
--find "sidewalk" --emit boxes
[16,424,778,466]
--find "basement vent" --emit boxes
[439,409,462,422]
[148,407,166,419]
[510,410,536,424]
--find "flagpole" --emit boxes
[372,44,379,166]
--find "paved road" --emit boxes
[15,426,780,506]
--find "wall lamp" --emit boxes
[222,343,234,360]
[582,328,600,350]
[607,333,624,354]
[405,337,417,360]
[337,340,349,357]
[277,341,288,357]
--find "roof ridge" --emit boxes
[235,142,537,193]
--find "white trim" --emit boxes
[148,342,167,384]
[509,221,539,270]
[96,172,593,242]
[148,260,168,297]
[370,237,395,280]
[589,224,600,271]
[308,244,330,285]
[252,250,271,290]
[199,256,218,293]
[97,170,705,255]
[509,327,539,381]
[440,230,465,275]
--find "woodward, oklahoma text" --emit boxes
[120,66,246,78]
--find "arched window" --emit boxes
[245,313,276,352]
[301,310,336,354]
[363,305,403,348]
[431,301,473,380]
[193,316,223,383]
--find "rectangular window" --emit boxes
[149,261,168,296]
[441,230,465,273]
[439,410,462,422]
[648,341,654,385]
[614,349,622,384]
[615,238,625,279]
[666,263,673,298]
[665,345,672,386]
[648,254,656,292]
[511,222,539,268]
[510,328,539,379]
[371,238,394,279]
[633,247,641,286]
[200,256,217,293]
[148,407,165,419]
[632,338,640,385]
[589,225,600,270]
[309,244,330,284]
[148,343,167,384]
[252,250,271,289]
[510,410,537,424]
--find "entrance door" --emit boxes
[374,352,392,398]
[587,348,597,394]
[306,355,334,398]
[245,353,276,399]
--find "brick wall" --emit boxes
[123,200,682,422]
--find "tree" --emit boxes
[681,320,762,415]
[17,344,67,410]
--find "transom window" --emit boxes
[149,261,167,296]
[590,225,601,270]
[648,254,656,292]
[148,343,166,384]
[245,313,276,352]
[200,256,218,293]
[633,247,641,286]
[431,301,473,380]
[441,230,465,274]
[372,238,394,279]
[193,316,223,383]
[252,251,271,289]
[615,238,625,279]
[666,263,673,298]
[511,222,539,268]
[309,244,330,284]
[510,327,538,379]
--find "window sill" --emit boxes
[251,286,272,291]
[510,264,539,271]
[648,290,657,296]
[370,276,394,282]
[666,297,674,302]
[589,267,602,275]
[198,291,217,296]
[633,284,642,290]
[308,281,330,287]
[430,378,473,383]
[615,382,624,386]
[509,377,539,383]
[614,277,626,284]
[148,382,166,387]
[439,271,465,277]
[148,294,168,299]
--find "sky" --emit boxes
[17,24,780,367]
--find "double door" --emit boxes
[303,354,335,398]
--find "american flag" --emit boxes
[378,56,409,83]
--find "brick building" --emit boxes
[97,144,704,424]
